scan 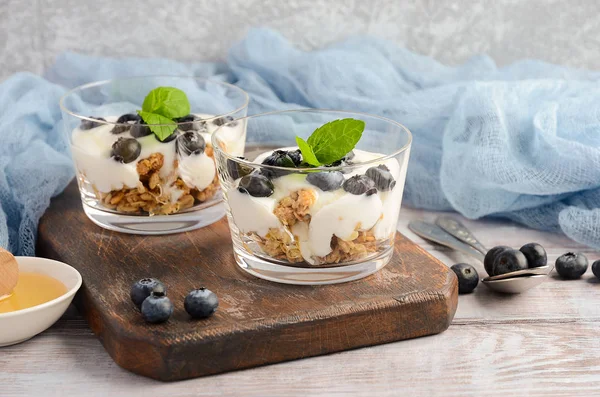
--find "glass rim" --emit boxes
[212,108,413,172]
[58,75,250,127]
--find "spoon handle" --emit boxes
[435,215,488,255]
[408,221,485,262]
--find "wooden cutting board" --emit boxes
[37,182,458,381]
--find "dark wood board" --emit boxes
[37,182,458,381]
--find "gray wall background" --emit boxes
[1,0,599,81]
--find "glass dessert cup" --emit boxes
[60,76,248,235]
[213,109,412,285]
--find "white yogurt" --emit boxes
[226,148,406,262]
[71,114,244,200]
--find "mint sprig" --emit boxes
[297,118,365,167]
[138,87,191,141]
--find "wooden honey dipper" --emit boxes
[0,247,19,299]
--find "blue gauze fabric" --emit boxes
[3,28,600,255]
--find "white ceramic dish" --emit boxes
[0,257,82,347]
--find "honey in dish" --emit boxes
[0,272,67,313]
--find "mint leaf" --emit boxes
[296,136,321,166]
[137,111,177,141]
[141,87,190,119]
[306,118,365,165]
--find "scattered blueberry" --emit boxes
[184,288,219,319]
[483,245,510,276]
[238,173,274,197]
[227,157,253,179]
[80,117,106,130]
[261,150,297,178]
[451,263,479,294]
[288,149,303,166]
[519,243,547,268]
[111,113,141,134]
[492,249,528,276]
[130,278,166,309]
[306,171,344,191]
[176,130,205,155]
[365,164,396,191]
[175,114,207,132]
[130,119,152,138]
[342,175,376,195]
[111,137,141,163]
[555,252,588,279]
[141,291,174,324]
[213,115,237,127]
[592,260,600,280]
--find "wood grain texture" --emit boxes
[35,182,458,381]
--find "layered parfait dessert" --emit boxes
[218,118,407,266]
[71,87,244,216]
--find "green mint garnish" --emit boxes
[297,118,365,167]
[138,87,191,141]
[137,111,177,141]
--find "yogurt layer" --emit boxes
[226,148,407,264]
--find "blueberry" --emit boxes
[288,149,302,166]
[184,288,219,319]
[130,119,152,138]
[176,130,205,155]
[130,278,166,309]
[111,137,141,163]
[342,175,376,195]
[175,114,207,132]
[227,156,253,180]
[238,173,274,197]
[141,291,173,324]
[592,260,600,280]
[555,252,588,279]
[492,249,528,276]
[213,115,237,127]
[80,117,106,130]
[158,131,178,143]
[483,245,510,276]
[261,150,297,178]
[365,164,396,191]
[111,113,141,134]
[519,243,547,268]
[306,171,344,191]
[451,263,479,294]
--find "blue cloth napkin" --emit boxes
[3,28,600,256]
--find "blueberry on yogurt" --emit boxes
[130,119,152,138]
[176,131,205,155]
[111,137,141,164]
[342,175,376,195]
[238,173,274,197]
[366,165,396,191]
[227,157,253,179]
[111,113,141,134]
[80,116,106,130]
[306,171,344,191]
[175,114,207,132]
[213,115,236,127]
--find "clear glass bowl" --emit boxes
[212,109,412,285]
[60,76,248,235]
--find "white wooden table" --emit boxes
[2,208,599,396]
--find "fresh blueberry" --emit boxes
[175,114,207,132]
[141,291,173,324]
[365,164,396,191]
[555,252,588,279]
[111,137,141,164]
[130,278,166,309]
[184,288,219,319]
[306,171,344,191]
[342,175,376,195]
[592,260,600,280]
[213,115,237,127]
[288,149,302,166]
[80,117,106,130]
[483,245,511,276]
[157,131,178,143]
[111,113,141,134]
[519,243,547,268]
[492,249,528,276]
[176,130,205,155]
[451,263,479,294]
[130,119,152,138]
[227,157,253,180]
[261,150,297,178]
[238,173,274,197]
